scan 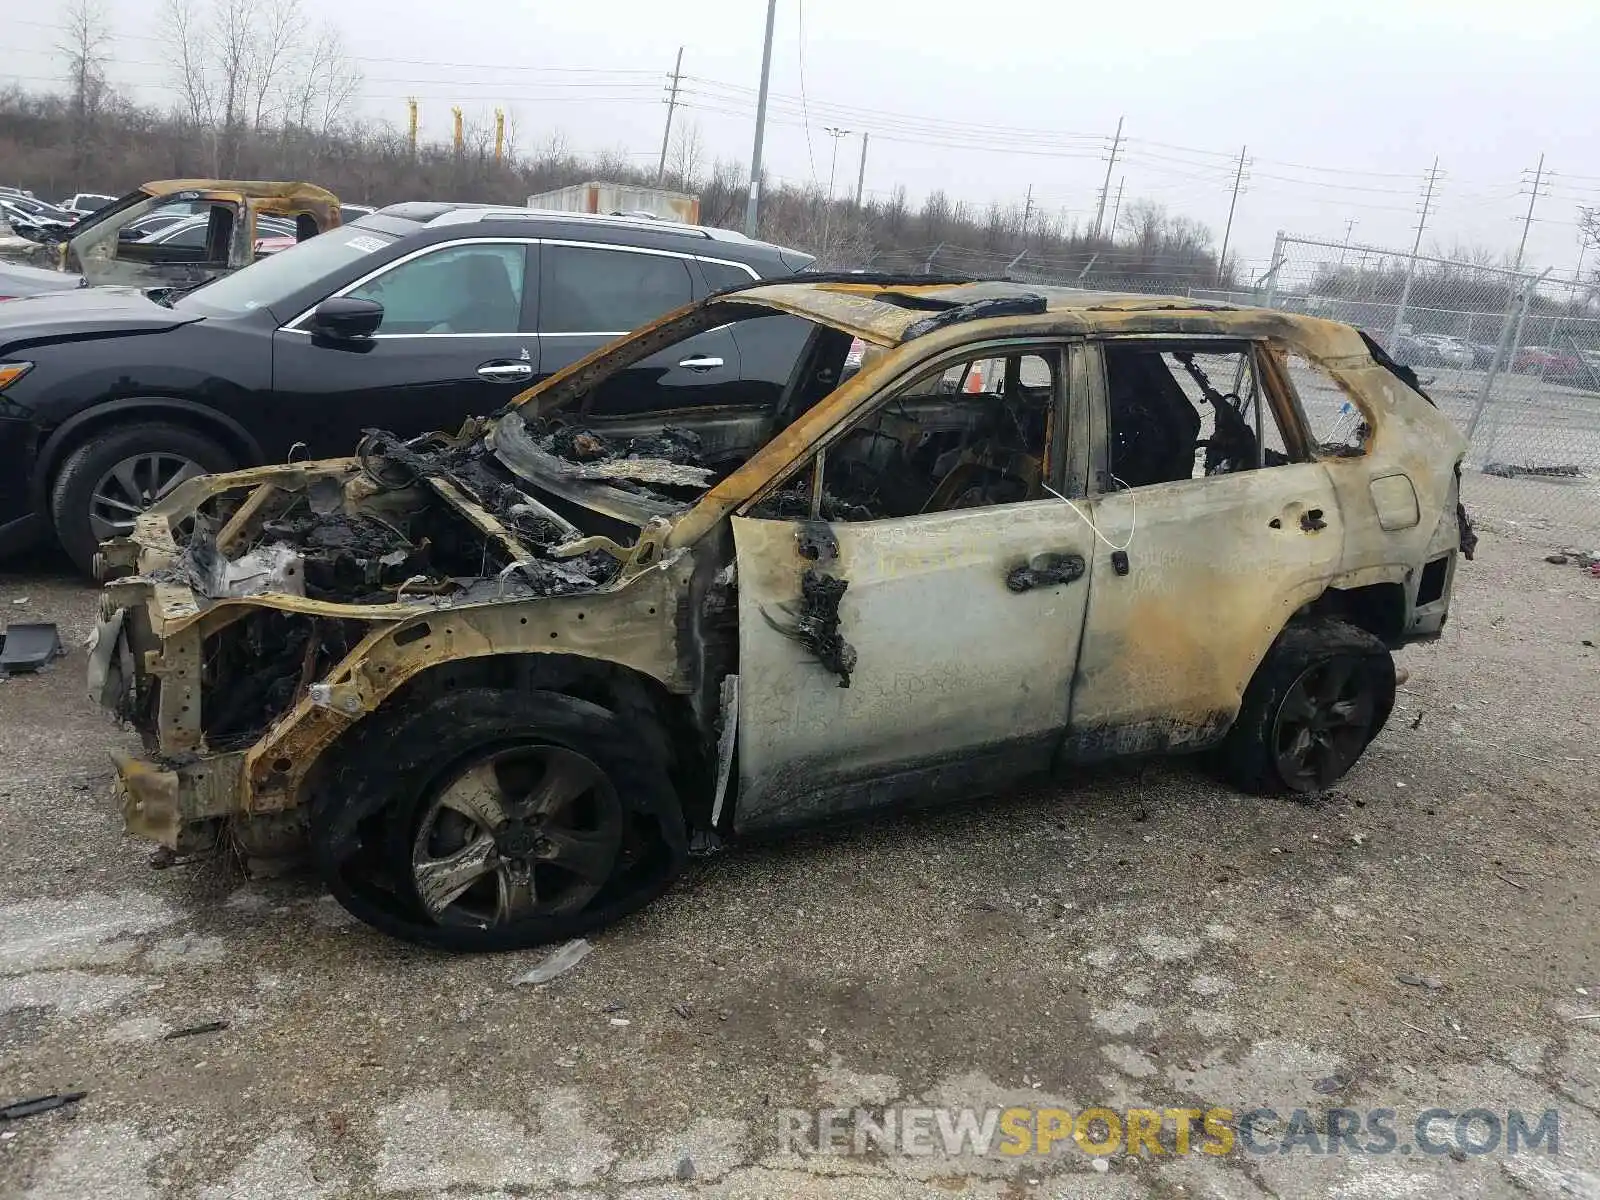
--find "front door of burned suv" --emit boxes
[1064,336,1343,760]
[728,342,1094,833]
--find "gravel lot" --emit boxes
[1,505,1597,1199]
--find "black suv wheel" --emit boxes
[50,422,234,574]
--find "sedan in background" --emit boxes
[60,192,119,218]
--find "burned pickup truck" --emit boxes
[0,179,337,299]
[91,278,1469,950]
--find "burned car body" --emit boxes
[92,279,1469,950]
[0,179,338,297]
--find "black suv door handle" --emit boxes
[677,355,724,371]
[1006,552,1086,592]
[477,360,534,382]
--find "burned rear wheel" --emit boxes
[1215,617,1396,796]
[311,687,686,951]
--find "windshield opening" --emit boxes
[174,224,400,318]
[498,303,864,520]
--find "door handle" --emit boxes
[677,355,724,371]
[477,361,534,382]
[1006,552,1086,592]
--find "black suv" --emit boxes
[0,204,813,571]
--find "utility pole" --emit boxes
[1339,217,1357,267]
[1021,184,1034,238]
[1091,116,1124,241]
[407,97,418,159]
[1107,176,1124,242]
[451,106,463,156]
[1216,144,1248,285]
[493,108,505,166]
[824,126,851,199]
[1388,157,1442,348]
[655,46,685,186]
[1513,152,1548,272]
[744,0,778,237]
[853,131,870,208]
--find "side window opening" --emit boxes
[1103,342,1291,490]
[751,350,1058,521]
[1280,349,1369,457]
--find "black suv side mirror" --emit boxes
[310,296,383,340]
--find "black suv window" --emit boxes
[348,242,527,335]
[699,258,758,292]
[540,245,693,334]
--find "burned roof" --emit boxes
[709,277,1369,358]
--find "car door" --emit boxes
[729,341,1097,833]
[1064,336,1344,760]
[536,241,743,421]
[270,239,538,454]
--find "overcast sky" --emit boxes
[11,0,1600,274]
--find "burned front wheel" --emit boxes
[311,687,687,951]
[1214,618,1396,796]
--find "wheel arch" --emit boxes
[300,651,714,830]
[1296,581,1408,648]
[33,397,265,508]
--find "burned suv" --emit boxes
[91,278,1469,951]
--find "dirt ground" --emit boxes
[1,497,1597,1199]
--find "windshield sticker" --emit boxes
[345,235,388,254]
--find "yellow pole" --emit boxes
[452,106,463,154]
[406,97,418,157]
[494,108,505,166]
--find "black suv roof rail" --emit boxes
[707,270,973,297]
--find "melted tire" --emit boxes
[1214,617,1396,796]
[309,686,686,951]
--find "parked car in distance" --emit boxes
[0,179,340,298]
[0,204,814,572]
[1388,333,1439,369]
[140,213,298,257]
[1512,345,1582,380]
[91,278,1470,950]
[59,192,119,218]
[1414,334,1473,369]
[0,196,74,240]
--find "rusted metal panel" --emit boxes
[526,181,701,224]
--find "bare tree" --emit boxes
[666,120,704,190]
[162,0,214,129]
[1580,207,1600,256]
[288,24,362,134]
[56,0,113,172]
[247,0,302,130]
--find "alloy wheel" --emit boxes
[88,452,206,542]
[410,744,624,927]
[1272,656,1378,792]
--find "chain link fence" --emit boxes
[1261,234,1600,546]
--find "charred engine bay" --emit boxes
[175,430,624,608]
